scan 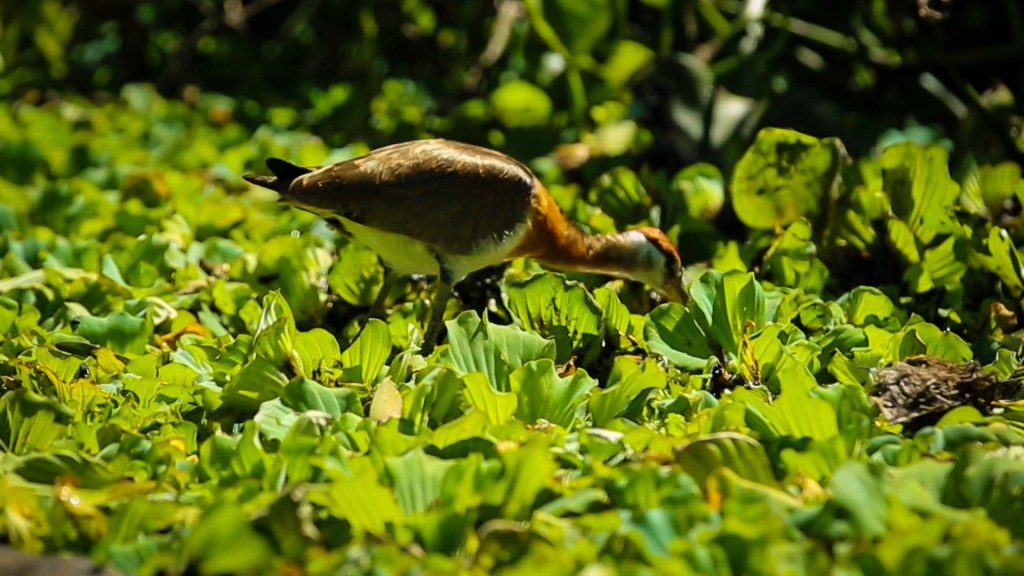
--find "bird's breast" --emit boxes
[332,217,529,281]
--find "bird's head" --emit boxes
[622,227,688,303]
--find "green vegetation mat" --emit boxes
[3,86,1024,575]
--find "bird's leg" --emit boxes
[369,267,396,318]
[420,270,454,356]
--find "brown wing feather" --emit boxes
[281,139,537,255]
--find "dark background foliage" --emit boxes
[4,0,1022,166]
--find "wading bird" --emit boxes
[243,139,687,354]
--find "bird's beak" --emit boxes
[660,277,689,304]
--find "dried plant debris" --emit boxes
[0,546,119,576]
[870,355,1021,431]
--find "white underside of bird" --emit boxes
[326,214,529,281]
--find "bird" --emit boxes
[243,138,687,355]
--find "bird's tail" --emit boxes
[242,158,312,193]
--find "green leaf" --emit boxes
[644,303,713,369]
[918,235,967,291]
[73,311,153,355]
[828,461,889,539]
[198,423,269,482]
[670,162,725,221]
[254,236,321,322]
[757,378,840,441]
[594,287,632,337]
[690,269,767,356]
[881,142,960,244]
[224,356,288,408]
[886,218,920,264]
[961,162,1022,217]
[525,0,613,57]
[0,390,74,454]
[281,376,362,419]
[764,219,828,291]
[339,319,392,383]
[430,409,489,450]
[369,378,403,422]
[828,352,870,388]
[490,80,553,128]
[588,167,650,229]
[779,436,848,481]
[935,405,985,427]
[10,450,118,488]
[928,331,973,362]
[621,509,678,561]
[840,286,896,327]
[294,328,341,375]
[186,504,274,576]
[385,448,455,516]
[321,467,403,537]
[252,291,298,365]
[602,40,655,89]
[972,226,1024,298]
[462,372,517,425]
[253,399,299,442]
[506,273,603,362]
[675,432,776,490]
[498,438,557,519]
[439,310,555,391]
[589,356,666,426]
[510,359,597,428]
[944,446,1024,538]
[327,242,385,307]
[730,128,844,230]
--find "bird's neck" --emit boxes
[512,188,641,278]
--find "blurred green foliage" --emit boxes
[2,0,1023,168]
[4,1,1024,575]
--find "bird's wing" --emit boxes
[282,139,538,254]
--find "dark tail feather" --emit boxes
[242,158,312,192]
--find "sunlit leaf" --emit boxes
[0,390,74,454]
[589,356,666,425]
[281,376,361,418]
[689,269,767,356]
[731,128,845,230]
[490,80,553,128]
[972,226,1024,298]
[385,448,455,516]
[462,372,517,425]
[439,310,555,391]
[327,242,385,307]
[757,378,840,441]
[840,286,896,327]
[675,432,777,491]
[339,318,392,383]
[881,143,961,244]
[644,302,713,370]
[73,311,153,355]
[252,291,298,365]
[511,359,597,427]
[369,378,404,422]
[828,461,889,539]
[588,167,650,229]
[506,273,603,362]
[294,328,341,375]
[321,467,402,537]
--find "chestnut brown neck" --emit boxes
[510,185,642,278]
